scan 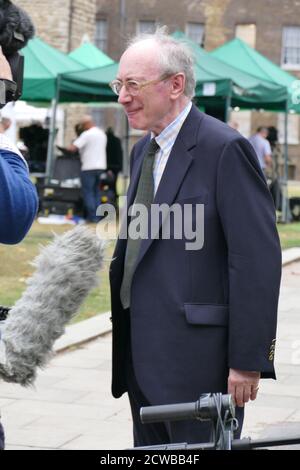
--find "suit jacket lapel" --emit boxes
[112,137,150,265]
[136,105,203,266]
[112,105,204,275]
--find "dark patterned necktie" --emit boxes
[120,138,160,309]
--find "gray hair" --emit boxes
[127,26,196,99]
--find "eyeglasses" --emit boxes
[109,74,173,96]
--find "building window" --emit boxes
[282,26,300,69]
[137,20,156,34]
[185,22,205,46]
[235,24,256,48]
[95,19,108,52]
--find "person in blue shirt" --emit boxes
[0,45,38,450]
[0,135,38,244]
[0,45,37,244]
[0,141,38,450]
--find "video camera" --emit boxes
[0,0,34,108]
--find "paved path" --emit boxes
[1,262,300,450]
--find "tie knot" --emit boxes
[148,138,160,156]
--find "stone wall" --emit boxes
[15,0,96,51]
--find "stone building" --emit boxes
[14,0,97,52]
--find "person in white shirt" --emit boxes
[68,115,107,222]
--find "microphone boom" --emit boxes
[0,226,105,385]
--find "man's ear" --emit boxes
[170,73,185,100]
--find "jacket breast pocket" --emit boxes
[184,303,229,326]
[175,191,208,205]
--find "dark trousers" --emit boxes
[125,346,244,448]
[0,421,5,450]
[80,170,103,223]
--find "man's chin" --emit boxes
[127,117,146,131]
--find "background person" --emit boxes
[248,126,273,175]
[0,45,38,450]
[106,127,123,199]
[67,115,107,223]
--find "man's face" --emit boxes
[261,129,268,139]
[117,42,174,135]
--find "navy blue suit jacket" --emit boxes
[110,105,282,406]
[0,150,38,244]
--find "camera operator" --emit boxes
[0,45,38,243]
[0,45,38,449]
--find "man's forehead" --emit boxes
[118,42,160,79]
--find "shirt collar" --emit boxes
[151,101,192,153]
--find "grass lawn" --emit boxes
[288,181,300,198]
[1,219,299,323]
[0,221,115,324]
[277,221,300,249]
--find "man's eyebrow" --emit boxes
[115,76,145,81]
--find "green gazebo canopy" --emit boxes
[211,37,299,112]
[57,31,288,109]
[172,31,289,111]
[21,33,290,111]
[68,41,114,69]
[59,62,118,102]
[21,37,85,102]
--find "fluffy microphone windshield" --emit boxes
[0,0,35,55]
[0,226,105,386]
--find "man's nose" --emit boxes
[118,85,132,105]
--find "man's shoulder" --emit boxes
[87,126,104,135]
[249,133,260,141]
[82,126,104,136]
[0,135,28,169]
[197,110,241,140]
[183,106,244,149]
[133,106,244,154]
[77,127,105,143]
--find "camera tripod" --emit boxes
[134,393,300,450]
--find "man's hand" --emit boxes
[0,46,13,81]
[265,154,273,167]
[66,144,78,153]
[228,368,261,407]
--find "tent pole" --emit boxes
[46,75,61,181]
[225,80,232,123]
[281,100,291,223]
[122,115,129,196]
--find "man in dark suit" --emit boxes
[109,28,282,447]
